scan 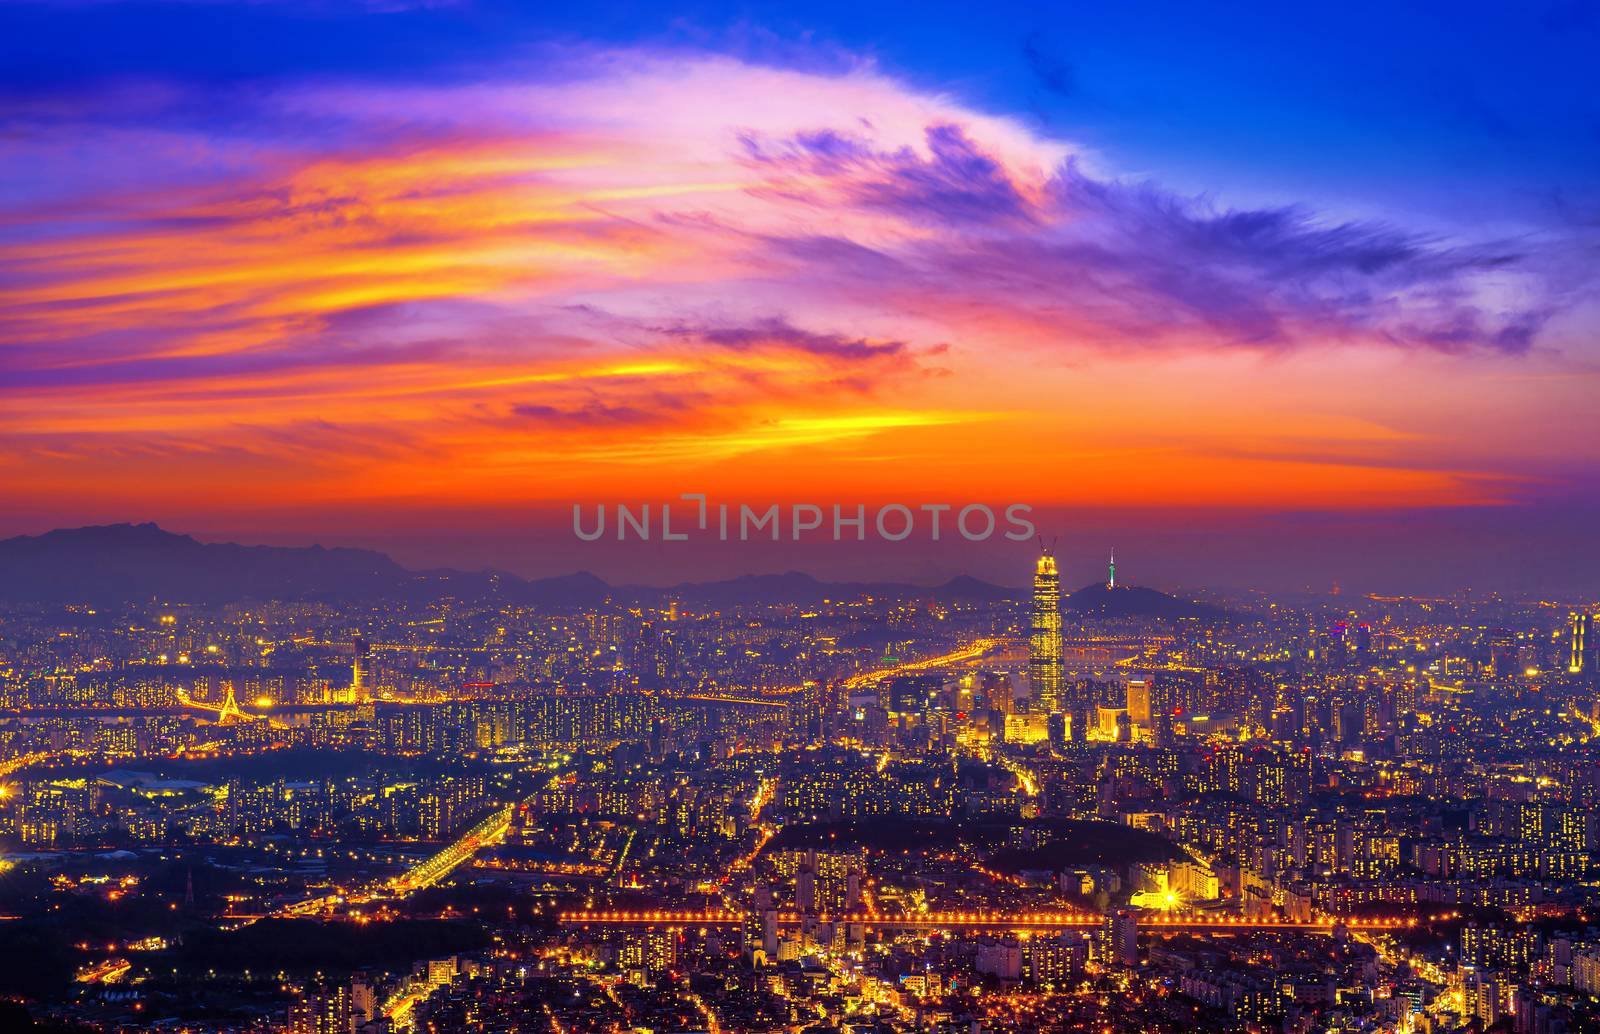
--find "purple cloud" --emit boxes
[510,399,691,428]
[741,125,1556,353]
[743,123,1039,228]
[667,316,910,362]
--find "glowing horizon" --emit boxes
[2,5,1596,591]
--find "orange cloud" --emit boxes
[0,52,1590,531]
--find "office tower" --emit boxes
[1047,710,1068,749]
[985,671,1015,715]
[1126,678,1152,726]
[350,633,369,700]
[1070,702,1092,743]
[1160,709,1181,749]
[1488,628,1518,677]
[1030,548,1064,713]
[1572,612,1593,674]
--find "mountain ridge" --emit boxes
[0,524,1224,615]
[1062,580,1227,619]
[0,524,1018,607]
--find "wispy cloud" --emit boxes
[0,47,1589,515]
[740,125,1554,354]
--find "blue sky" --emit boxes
[4,0,1595,229]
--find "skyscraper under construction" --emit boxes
[1030,547,1064,713]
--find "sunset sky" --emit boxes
[2,1,1596,592]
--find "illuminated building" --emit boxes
[1069,701,1091,743]
[1488,628,1519,677]
[350,633,368,699]
[1029,548,1063,713]
[1096,705,1129,741]
[1126,677,1152,726]
[18,780,94,847]
[620,929,679,975]
[804,680,843,740]
[1462,923,1537,971]
[1046,710,1068,749]
[1022,932,1087,986]
[1572,612,1593,674]
[806,850,864,912]
[887,673,941,716]
[289,984,350,1034]
[975,937,1022,980]
[1101,909,1137,967]
[1004,711,1048,744]
[1172,858,1219,899]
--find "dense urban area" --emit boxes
[3,543,1599,1034]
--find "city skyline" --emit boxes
[2,7,1599,1029]
[2,2,1597,593]
[2,526,1597,1033]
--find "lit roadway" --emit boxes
[0,751,53,779]
[1,749,94,795]
[247,801,519,925]
[74,958,132,985]
[842,637,1003,691]
[716,776,778,889]
[558,909,1421,934]
[370,805,518,1024]
[388,803,516,895]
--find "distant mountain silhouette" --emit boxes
[513,570,612,607]
[0,523,615,607]
[1063,580,1226,619]
[0,524,1015,607]
[0,523,407,604]
[936,574,1022,603]
[643,570,834,606]
[630,570,1018,607]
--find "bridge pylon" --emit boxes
[218,686,245,724]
